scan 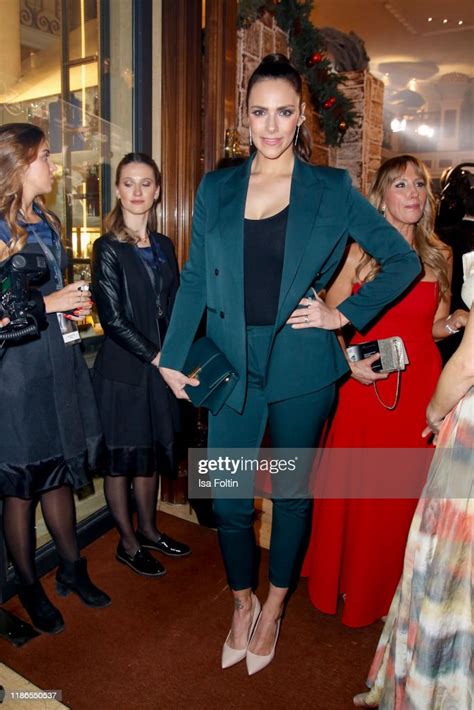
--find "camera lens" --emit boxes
[12,254,27,269]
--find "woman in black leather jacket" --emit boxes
[91,153,190,577]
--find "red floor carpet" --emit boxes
[0,513,382,709]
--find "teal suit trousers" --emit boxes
[208,326,335,590]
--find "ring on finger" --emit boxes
[305,314,309,323]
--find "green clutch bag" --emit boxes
[183,337,239,415]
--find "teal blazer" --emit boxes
[160,157,421,412]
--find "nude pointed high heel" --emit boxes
[221,593,261,669]
[353,692,378,707]
[246,616,281,676]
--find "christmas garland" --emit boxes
[238,0,357,146]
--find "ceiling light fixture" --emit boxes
[417,124,435,138]
[391,118,407,133]
[443,18,448,23]
[427,17,432,22]
[458,20,463,25]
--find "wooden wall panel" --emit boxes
[161,0,203,266]
[203,0,238,172]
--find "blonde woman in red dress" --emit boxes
[302,155,468,627]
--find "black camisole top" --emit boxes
[244,205,289,326]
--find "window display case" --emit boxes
[0,0,133,343]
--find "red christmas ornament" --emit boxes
[305,51,323,68]
[323,96,336,109]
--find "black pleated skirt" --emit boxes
[92,366,180,478]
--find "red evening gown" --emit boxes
[302,280,442,627]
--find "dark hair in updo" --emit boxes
[246,53,312,162]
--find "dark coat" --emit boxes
[0,217,103,496]
[91,232,179,386]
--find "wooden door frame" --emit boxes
[160,0,237,265]
[160,0,202,266]
[203,0,238,174]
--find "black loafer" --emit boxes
[115,543,166,577]
[136,531,191,557]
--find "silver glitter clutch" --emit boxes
[346,336,409,410]
[346,336,408,373]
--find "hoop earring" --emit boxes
[249,127,253,146]
[294,124,301,146]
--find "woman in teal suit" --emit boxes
[159,55,421,674]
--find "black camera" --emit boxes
[437,163,474,227]
[0,252,49,341]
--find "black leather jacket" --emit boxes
[91,233,179,386]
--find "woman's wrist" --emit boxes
[334,308,349,329]
[150,350,161,367]
[43,294,54,314]
[426,401,444,431]
[444,313,459,336]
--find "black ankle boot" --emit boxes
[56,558,111,608]
[17,581,65,635]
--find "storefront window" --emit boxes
[0,0,133,342]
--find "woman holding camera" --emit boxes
[303,155,468,628]
[91,153,189,578]
[158,55,421,674]
[0,123,110,635]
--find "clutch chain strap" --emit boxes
[372,338,402,411]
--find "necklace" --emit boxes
[136,235,150,247]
